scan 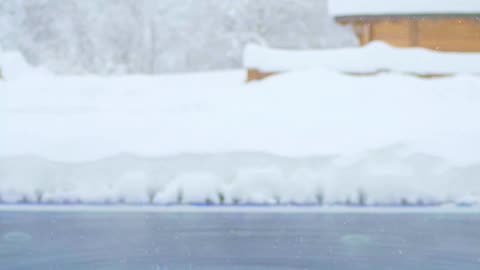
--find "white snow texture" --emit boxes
[2,48,480,206]
[244,42,480,75]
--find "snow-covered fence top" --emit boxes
[243,42,480,76]
[328,0,480,17]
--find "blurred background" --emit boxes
[0,0,357,74]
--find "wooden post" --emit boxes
[361,23,373,45]
[410,19,419,46]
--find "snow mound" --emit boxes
[0,49,50,80]
[243,42,480,75]
[1,151,480,206]
[2,69,480,205]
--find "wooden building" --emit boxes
[245,1,480,82]
[329,0,480,52]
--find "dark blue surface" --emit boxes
[1,212,479,269]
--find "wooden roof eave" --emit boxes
[335,13,480,23]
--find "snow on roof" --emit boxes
[328,0,480,17]
[243,42,480,75]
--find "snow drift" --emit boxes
[0,48,50,80]
[244,42,480,75]
[2,151,480,206]
[2,59,480,205]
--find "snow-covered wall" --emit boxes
[244,42,480,75]
[0,0,357,75]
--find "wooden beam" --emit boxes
[410,19,419,46]
[247,69,278,82]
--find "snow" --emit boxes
[328,0,480,17]
[1,205,479,214]
[244,42,480,75]
[0,0,357,74]
[0,49,50,80]
[2,51,480,206]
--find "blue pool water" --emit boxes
[1,211,479,269]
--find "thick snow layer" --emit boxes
[2,66,480,205]
[1,205,479,214]
[0,49,50,80]
[244,42,480,75]
[328,0,480,17]
[2,152,480,206]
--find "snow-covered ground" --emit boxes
[2,50,480,206]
